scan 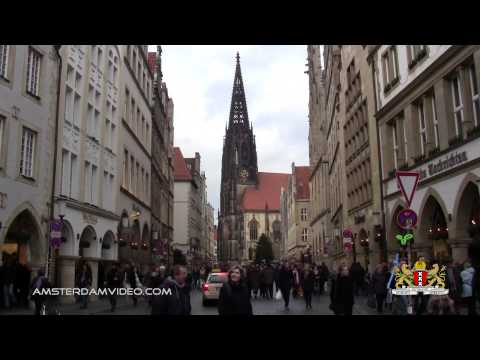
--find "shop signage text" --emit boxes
[418,151,468,181]
[83,213,98,225]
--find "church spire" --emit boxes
[228,52,249,128]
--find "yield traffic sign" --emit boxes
[396,171,420,208]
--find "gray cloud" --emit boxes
[149,45,309,222]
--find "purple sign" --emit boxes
[397,209,418,230]
[343,229,353,239]
[50,220,62,249]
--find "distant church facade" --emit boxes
[218,53,288,263]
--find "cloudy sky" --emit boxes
[149,45,309,222]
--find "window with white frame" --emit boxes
[110,123,116,152]
[105,119,111,148]
[302,228,308,242]
[146,123,150,148]
[418,98,428,156]
[249,220,258,241]
[407,45,427,65]
[451,72,464,137]
[61,150,79,198]
[136,162,140,196]
[124,89,129,120]
[300,208,308,221]
[20,127,36,178]
[382,46,399,90]
[123,149,129,189]
[145,172,149,200]
[0,115,5,162]
[392,122,399,169]
[141,167,145,199]
[431,94,440,148]
[97,47,103,70]
[84,162,98,205]
[103,171,114,211]
[0,45,10,79]
[403,118,408,162]
[26,47,41,97]
[469,63,479,127]
[130,155,135,193]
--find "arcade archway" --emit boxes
[2,209,41,266]
[419,196,450,262]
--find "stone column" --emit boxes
[88,260,98,302]
[57,257,78,304]
[448,238,471,263]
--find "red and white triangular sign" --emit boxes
[396,171,420,208]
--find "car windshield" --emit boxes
[208,274,228,283]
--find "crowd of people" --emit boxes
[1,252,478,316]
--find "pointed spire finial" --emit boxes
[236,52,240,64]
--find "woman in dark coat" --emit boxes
[331,264,354,315]
[301,265,315,309]
[372,264,389,314]
[218,266,253,316]
[248,265,260,299]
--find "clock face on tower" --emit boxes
[239,168,249,183]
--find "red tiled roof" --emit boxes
[147,52,156,74]
[241,172,289,211]
[295,166,310,200]
[173,147,192,181]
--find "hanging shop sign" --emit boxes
[50,220,62,249]
[397,209,418,230]
[343,229,353,252]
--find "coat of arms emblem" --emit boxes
[392,258,449,296]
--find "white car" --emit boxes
[202,272,228,306]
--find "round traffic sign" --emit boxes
[397,209,418,230]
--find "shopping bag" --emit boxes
[275,289,283,301]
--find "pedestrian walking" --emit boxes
[14,261,31,309]
[313,265,320,295]
[319,262,329,295]
[2,257,17,309]
[106,263,122,312]
[248,265,260,299]
[292,265,300,298]
[76,263,92,309]
[192,267,200,290]
[372,264,389,314]
[278,262,294,310]
[263,264,275,299]
[218,266,253,315]
[331,264,354,315]
[461,261,476,315]
[30,268,49,315]
[199,266,206,288]
[259,265,267,299]
[301,264,315,309]
[350,261,365,296]
[151,265,191,315]
[127,264,142,307]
